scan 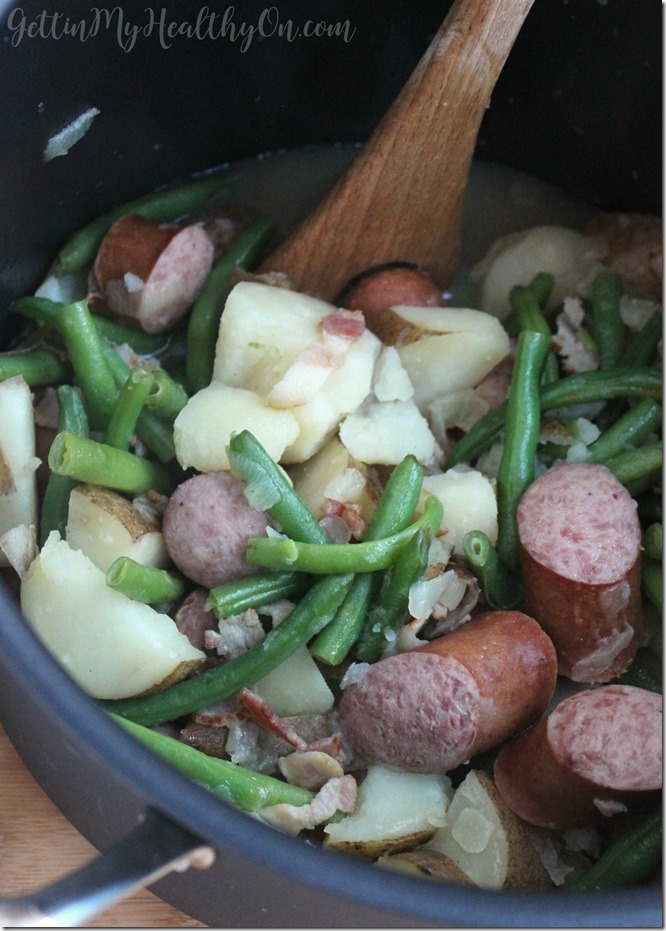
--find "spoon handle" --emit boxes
[262,0,535,300]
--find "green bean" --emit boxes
[39,386,89,545]
[585,399,662,464]
[54,301,119,429]
[227,430,328,544]
[615,658,661,694]
[496,331,550,569]
[208,572,311,620]
[48,431,177,497]
[13,295,168,356]
[622,311,663,368]
[567,806,662,891]
[641,555,663,613]
[99,342,176,462]
[643,523,662,561]
[51,172,236,276]
[647,625,663,661]
[590,270,624,371]
[509,284,559,383]
[186,215,277,393]
[462,530,523,610]
[246,496,444,575]
[106,557,186,605]
[604,442,662,487]
[311,454,425,665]
[104,369,156,451]
[446,366,661,468]
[111,715,315,811]
[145,369,189,421]
[0,348,71,386]
[503,272,555,336]
[355,529,430,663]
[102,572,354,725]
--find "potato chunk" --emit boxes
[426,770,552,890]
[0,376,38,567]
[66,484,168,572]
[324,765,452,860]
[21,534,205,699]
[421,470,498,555]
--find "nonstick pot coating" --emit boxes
[0,0,661,926]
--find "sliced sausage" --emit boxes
[93,213,214,333]
[162,471,271,589]
[517,462,643,683]
[494,684,662,829]
[338,262,444,320]
[339,610,557,774]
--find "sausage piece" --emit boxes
[339,610,557,774]
[494,685,662,829]
[517,462,643,683]
[93,213,214,333]
[338,262,444,320]
[163,471,272,589]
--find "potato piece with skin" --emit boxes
[21,533,205,699]
[288,437,380,525]
[419,470,498,555]
[173,383,299,471]
[379,849,475,885]
[66,484,169,573]
[0,376,38,568]
[323,765,452,860]
[426,770,552,890]
[471,225,603,320]
[368,306,509,411]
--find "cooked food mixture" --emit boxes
[0,149,662,892]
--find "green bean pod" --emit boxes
[355,528,430,663]
[228,430,329,544]
[311,454,425,665]
[641,555,663,613]
[103,369,156,451]
[48,431,177,497]
[586,399,662,464]
[621,311,663,368]
[0,348,71,387]
[111,715,315,811]
[615,658,662,694]
[446,366,662,468]
[186,215,277,393]
[106,557,187,605]
[208,572,311,620]
[642,523,662,561]
[39,386,89,545]
[462,530,523,610]
[246,496,444,575]
[496,330,550,569]
[604,442,662,487]
[567,807,662,891]
[509,284,559,383]
[590,270,625,371]
[102,572,354,725]
[51,172,236,276]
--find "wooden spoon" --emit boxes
[260,0,535,301]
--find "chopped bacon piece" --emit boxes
[278,749,345,790]
[319,308,366,340]
[238,688,308,751]
[259,775,358,834]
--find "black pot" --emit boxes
[0,1,661,926]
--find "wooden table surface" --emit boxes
[0,722,205,928]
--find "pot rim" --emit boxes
[0,583,660,927]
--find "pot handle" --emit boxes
[0,807,215,927]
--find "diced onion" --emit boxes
[43,107,101,162]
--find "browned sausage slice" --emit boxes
[494,684,662,829]
[339,610,557,774]
[94,213,214,333]
[339,262,444,320]
[517,462,643,683]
